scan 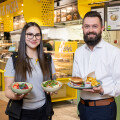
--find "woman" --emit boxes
[4,22,55,120]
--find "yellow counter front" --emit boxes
[51,78,77,102]
[0,69,5,91]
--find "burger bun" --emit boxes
[70,77,83,84]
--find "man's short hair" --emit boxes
[83,11,103,26]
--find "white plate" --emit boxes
[67,80,102,90]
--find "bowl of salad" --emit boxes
[41,80,62,92]
[11,82,33,95]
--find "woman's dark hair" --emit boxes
[83,11,103,26]
[15,22,50,82]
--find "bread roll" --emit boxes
[70,77,83,83]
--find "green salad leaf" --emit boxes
[19,83,25,87]
[42,80,58,88]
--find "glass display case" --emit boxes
[0,41,16,91]
[46,51,77,102]
[51,52,74,79]
[0,41,15,69]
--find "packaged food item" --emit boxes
[66,6,72,21]
[61,8,67,22]
[54,11,57,23]
[73,12,79,20]
[73,5,79,20]
[56,10,61,23]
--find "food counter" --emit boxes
[46,51,77,102]
[51,52,73,78]
[0,42,15,91]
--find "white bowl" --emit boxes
[41,80,62,92]
[11,82,33,95]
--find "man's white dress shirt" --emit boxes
[72,39,120,100]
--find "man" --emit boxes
[72,11,120,120]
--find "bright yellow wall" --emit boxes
[0,0,23,32]
[23,0,54,26]
[78,0,108,18]
[0,0,54,32]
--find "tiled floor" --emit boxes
[0,91,9,102]
[53,100,80,120]
[0,91,80,120]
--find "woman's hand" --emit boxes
[14,93,29,100]
[14,93,25,100]
[4,77,29,100]
[46,91,57,95]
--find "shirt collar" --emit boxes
[29,58,39,64]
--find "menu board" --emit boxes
[91,8,104,26]
[107,6,120,30]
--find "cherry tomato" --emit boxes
[23,84,28,89]
[13,85,19,89]
[14,83,19,86]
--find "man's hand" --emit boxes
[82,86,104,94]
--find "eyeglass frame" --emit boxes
[26,33,41,40]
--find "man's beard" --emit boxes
[84,31,102,47]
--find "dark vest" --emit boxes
[5,52,54,119]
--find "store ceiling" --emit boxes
[0,0,61,4]
[0,0,119,4]
[54,0,61,2]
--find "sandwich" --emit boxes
[70,77,84,87]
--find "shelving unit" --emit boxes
[51,52,74,78]
[0,42,16,91]
[47,52,77,102]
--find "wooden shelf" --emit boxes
[0,43,16,47]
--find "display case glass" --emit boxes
[50,52,74,79]
[45,51,77,102]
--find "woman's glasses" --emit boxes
[26,33,41,40]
